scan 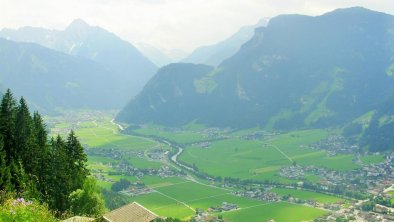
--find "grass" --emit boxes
[187,194,262,209]
[48,111,343,222]
[272,188,344,204]
[133,125,208,144]
[222,202,327,222]
[389,191,394,205]
[361,155,385,165]
[299,154,360,171]
[179,129,357,182]
[128,179,328,221]
[76,123,160,151]
[129,192,195,219]
[180,138,290,180]
[155,181,229,202]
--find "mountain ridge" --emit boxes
[117,7,394,133]
[0,19,157,102]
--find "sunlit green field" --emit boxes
[222,202,327,222]
[47,112,344,222]
[272,188,344,204]
[133,125,209,144]
[179,129,360,183]
[127,178,327,222]
[361,154,385,164]
[76,121,161,150]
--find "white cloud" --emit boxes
[0,0,393,52]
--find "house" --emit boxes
[97,202,158,222]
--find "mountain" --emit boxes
[136,43,175,67]
[181,18,268,66]
[116,63,214,125]
[0,38,122,112]
[117,7,394,134]
[0,19,157,104]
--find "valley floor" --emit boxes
[46,110,394,222]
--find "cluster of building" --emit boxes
[193,210,227,222]
[278,165,305,180]
[208,202,239,212]
[194,141,212,149]
[147,148,169,161]
[120,186,154,197]
[308,134,358,155]
[232,189,281,202]
[86,148,145,160]
[113,163,184,179]
[316,203,394,222]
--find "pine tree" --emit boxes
[0,90,93,214]
[15,97,38,174]
[33,112,50,197]
[0,89,16,163]
[47,136,71,212]
[9,159,25,193]
[66,131,89,192]
[0,138,12,192]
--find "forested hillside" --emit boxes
[0,89,104,219]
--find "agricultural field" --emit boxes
[271,188,344,204]
[360,154,385,165]
[178,129,360,183]
[47,111,383,222]
[127,177,328,221]
[132,124,224,144]
[47,111,172,189]
[222,202,327,222]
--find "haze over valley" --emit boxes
[1,1,394,222]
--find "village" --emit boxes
[84,126,394,222]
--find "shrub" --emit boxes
[0,198,55,222]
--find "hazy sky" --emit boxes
[0,0,393,53]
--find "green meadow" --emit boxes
[48,113,346,221]
[222,202,327,222]
[179,129,360,183]
[361,155,385,165]
[272,188,344,204]
[134,125,210,144]
[127,178,327,222]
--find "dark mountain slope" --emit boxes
[117,63,214,126]
[117,7,394,131]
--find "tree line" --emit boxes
[0,89,104,217]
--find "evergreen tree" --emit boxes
[33,112,47,149]
[66,131,89,192]
[0,89,16,163]
[0,138,12,192]
[9,159,27,194]
[0,90,92,215]
[15,97,38,175]
[33,112,50,198]
[47,136,70,213]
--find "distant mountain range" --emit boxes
[136,43,175,67]
[182,18,269,66]
[0,19,157,109]
[0,38,120,111]
[117,7,394,151]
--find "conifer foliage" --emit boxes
[0,89,91,214]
